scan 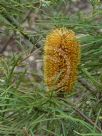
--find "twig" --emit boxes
[78,77,96,95]
[61,98,102,133]
[0,2,40,53]
[0,35,14,53]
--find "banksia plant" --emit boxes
[44,28,80,93]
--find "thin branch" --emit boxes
[78,77,96,95]
[0,2,40,51]
[0,35,14,53]
[61,98,102,133]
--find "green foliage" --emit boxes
[0,0,102,135]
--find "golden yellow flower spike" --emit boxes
[44,28,80,93]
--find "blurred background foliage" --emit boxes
[0,0,102,135]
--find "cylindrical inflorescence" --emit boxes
[44,28,80,93]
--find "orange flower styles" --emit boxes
[44,28,80,92]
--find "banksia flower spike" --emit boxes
[44,28,80,93]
